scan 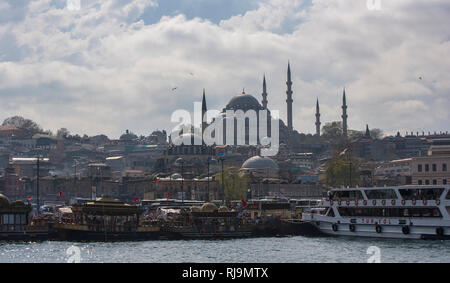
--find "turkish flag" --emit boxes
[241,198,247,207]
[133,197,139,203]
[27,196,32,201]
[58,191,62,199]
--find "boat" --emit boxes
[160,202,255,239]
[53,196,160,241]
[0,194,50,241]
[301,185,450,239]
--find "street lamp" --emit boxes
[206,157,216,202]
[176,157,185,204]
[217,155,225,205]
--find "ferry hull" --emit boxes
[311,221,450,240]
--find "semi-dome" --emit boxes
[241,156,279,170]
[201,202,218,213]
[0,194,10,208]
[226,91,263,111]
[218,206,229,212]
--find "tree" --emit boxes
[2,116,42,136]
[216,167,250,202]
[324,153,361,188]
[56,128,70,138]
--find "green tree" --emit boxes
[216,167,249,202]
[2,115,42,136]
[324,154,361,188]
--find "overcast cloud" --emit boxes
[0,0,448,138]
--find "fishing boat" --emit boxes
[301,185,450,239]
[53,196,159,241]
[160,202,255,239]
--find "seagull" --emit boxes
[418,76,423,80]
[189,72,194,76]
[171,87,178,91]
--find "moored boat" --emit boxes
[301,185,450,239]
[53,196,159,241]
[160,202,255,239]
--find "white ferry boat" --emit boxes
[301,185,450,239]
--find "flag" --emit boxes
[133,197,139,203]
[27,196,32,201]
[241,198,247,207]
[58,191,62,199]
[156,177,161,182]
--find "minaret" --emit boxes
[201,88,207,136]
[286,62,293,132]
[261,75,268,109]
[315,98,321,136]
[342,88,348,137]
[365,124,371,138]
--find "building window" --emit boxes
[432,164,437,172]
[425,164,430,172]
[418,164,422,172]
[443,179,447,185]
[432,179,437,185]
[425,180,430,185]
[418,180,423,185]
[443,163,447,172]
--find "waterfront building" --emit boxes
[411,145,450,185]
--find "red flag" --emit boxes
[156,177,161,182]
[58,191,62,199]
[133,197,139,203]
[27,196,32,201]
[241,198,247,207]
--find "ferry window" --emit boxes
[432,164,437,172]
[418,164,422,172]
[366,189,397,199]
[3,214,8,224]
[418,180,423,185]
[8,214,14,224]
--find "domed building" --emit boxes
[224,90,265,112]
[240,155,279,178]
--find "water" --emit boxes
[0,236,449,263]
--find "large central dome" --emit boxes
[225,90,263,111]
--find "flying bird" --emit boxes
[171,87,178,91]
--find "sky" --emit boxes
[0,0,449,139]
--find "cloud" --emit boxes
[0,0,448,139]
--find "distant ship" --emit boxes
[301,185,450,239]
[53,197,159,241]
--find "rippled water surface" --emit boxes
[0,236,449,263]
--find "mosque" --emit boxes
[164,62,350,178]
